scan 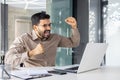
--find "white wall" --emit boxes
[8,6,39,48]
[106,0,120,66]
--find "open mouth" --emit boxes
[44,30,50,38]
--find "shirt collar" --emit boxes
[32,30,39,40]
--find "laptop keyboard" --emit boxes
[65,66,79,70]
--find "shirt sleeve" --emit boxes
[58,28,80,47]
[4,36,29,68]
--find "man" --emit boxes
[5,11,80,68]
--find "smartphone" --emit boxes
[48,70,67,75]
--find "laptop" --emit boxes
[54,43,108,73]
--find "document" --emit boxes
[11,69,52,79]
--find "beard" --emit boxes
[43,30,51,38]
[38,29,51,40]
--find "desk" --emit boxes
[11,66,120,80]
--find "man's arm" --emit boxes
[5,35,44,68]
[58,17,80,47]
[4,37,28,68]
[58,28,80,47]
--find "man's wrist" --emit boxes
[28,50,33,57]
[27,51,30,57]
[71,24,77,29]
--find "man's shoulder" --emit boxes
[51,33,58,36]
[51,33,67,38]
[20,33,30,37]
[18,32,32,40]
[51,33,61,38]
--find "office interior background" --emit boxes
[0,0,120,67]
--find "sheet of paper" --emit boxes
[11,69,51,79]
[27,69,48,75]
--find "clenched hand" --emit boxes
[65,17,77,29]
[28,43,44,57]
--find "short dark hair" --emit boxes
[31,11,50,26]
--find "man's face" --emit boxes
[34,19,51,40]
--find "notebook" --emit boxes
[54,43,108,73]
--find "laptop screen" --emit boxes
[54,43,108,74]
[77,43,108,73]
